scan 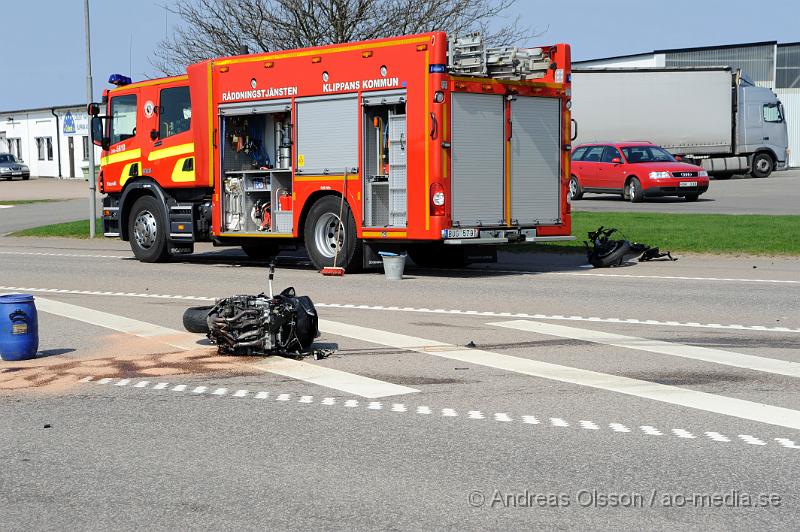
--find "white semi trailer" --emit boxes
[570,67,789,178]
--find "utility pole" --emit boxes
[84,0,97,238]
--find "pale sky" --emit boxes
[1,0,798,111]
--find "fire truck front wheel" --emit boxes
[128,196,170,263]
[304,195,362,271]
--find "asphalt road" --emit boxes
[573,168,800,215]
[1,237,798,529]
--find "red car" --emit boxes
[569,142,709,202]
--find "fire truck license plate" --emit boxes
[445,228,478,239]
[679,181,697,187]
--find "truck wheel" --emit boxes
[627,177,644,203]
[750,152,773,178]
[304,195,362,272]
[128,195,170,262]
[242,243,279,260]
[569,175,583,200]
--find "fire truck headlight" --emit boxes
[433,91,444,103]
[430,182,446,216]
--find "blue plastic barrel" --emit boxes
[0,294,39,361]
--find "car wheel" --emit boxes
[128,195,170,262]
[684,194,700,202]
[241,243,280,260]
[627,177,644,203]
[304,195,362,272]
[22,176,29,181]
[568,175,583,200]
[750,152,773,178]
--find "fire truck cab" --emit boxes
[91,32,574,269]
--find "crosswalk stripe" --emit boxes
[490,320,800,379]
[319,318,800,431]
[249,357,417,399]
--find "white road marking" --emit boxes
[172,384,187,392]
[367,401,382,410]
[97,378,112,385]
[31,296,204,351]
[192,386,207,394]
[249,357,417,399]
[212,388,227,395]
[115,379,130,386]
[79,376,93,383]
[233,390,249,398]
[738,435,767,446]
[705,432,731,442]
[2,286,797,334]
[133,381,150,388]
[0,205,14,209]
[82,378,798,452]
[490,320,800,378]
[319,318,800,431]
[152,382,169,390]
[641,426,663,436]
[0,250,125,259]
[486,268,800,285]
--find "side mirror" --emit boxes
[90,115,109,151]
[87,102,101,116]
[611,157,621,164]
[150,129,159,141]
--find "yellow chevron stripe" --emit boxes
[148,142,195,161]
[100,148,141,167]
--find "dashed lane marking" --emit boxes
[319,318,800,432]
[0,251,126,259]
[1,286,797,334]
[86,376,797,451]
[489,320,800,379]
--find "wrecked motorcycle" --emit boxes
[182,264,319,356]
[585,226,675,268]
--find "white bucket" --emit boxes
[381,254,406,280]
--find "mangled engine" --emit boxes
[206,288,318,356]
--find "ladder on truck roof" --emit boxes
[448,33,552,80]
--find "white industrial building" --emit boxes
[0,104,102,178]
[575,41,800,167]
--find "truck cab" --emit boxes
[737,81,789,177]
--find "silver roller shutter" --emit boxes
[510,96,561,224]
[451,93,505,226]
[296,95,358,174]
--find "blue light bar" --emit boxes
[108,74,132,86]
[429,64,447,74]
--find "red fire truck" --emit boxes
[90,32,574,270]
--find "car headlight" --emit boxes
[698,170,708,177]
[0,167,9,173]
[648,171,671,179]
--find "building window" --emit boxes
[82,136,90,160]
[7,138,22,159]
[46,137,53,160]
[159,86,192,138]
[36,137,46,160]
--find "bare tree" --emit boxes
[151,0,534,75]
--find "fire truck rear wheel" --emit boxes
[128,195,170,263]
[304,195,363,271]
